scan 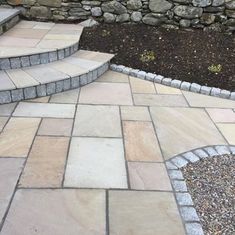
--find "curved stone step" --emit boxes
[0,50,114,104]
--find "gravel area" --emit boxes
[182,155,235,235]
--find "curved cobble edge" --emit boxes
[110,64,235,101]
[165,145,235,235]
[0,62,109,104]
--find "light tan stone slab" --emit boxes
[0,36,40,48]
[73,105,122,137]
[150,107,227,160]
[206,108,235,123]
[0,117,8,132]
[1,189,106,235]
[130,77,156,94]
[0,103,17,116]
[19,136,69,188]
[183,91,235,108]
[128,162,172,191]
[155,83,182,94]
[14,20,37,29]
[64,137,127,189]
[38,118,73,136]
[28,96,50,103]
[50,89,79,104]
[37,39,77,49]
[64,57,102,70]
[133,94,188,107]
[33,22,55,30]
[13,102,75,118]
[0,158,24,223]
[96,70,129,83]
[120,106,151,121]
[0,71,15,91]
[109,190,185,235]
[43,34,79,40]
[0,117,40,158]
[123,121,163,162]
[216,123,235,145]
[79,82,133,105]
[4,28,49,39]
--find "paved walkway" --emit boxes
[0,70,235,235]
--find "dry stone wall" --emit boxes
[1,0,235,32]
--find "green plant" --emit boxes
[139,50,156,63]
[208,64,222,74]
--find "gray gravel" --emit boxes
[182,154,235,235]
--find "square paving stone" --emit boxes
[123,121,163,162]
[128,162,172,191]
[38,118,73,136]
[130,77,156,94]
[28,96,50,103]
[1,189,106,235]
[73,105,122,137]
[50,89,79,104]
[97,70,129,83]
[0,117,40,157]
[120,106,151,121]
[216,123,235,145]
[206,108,235,123]
[19,136,69,188]
[150,107,226,160]
[155,83,182,94]
[0,103,17,116]
[79,82,133,105]
[0,116,8,131]
[109,190,185,235]
[0,158,24,223]
[64,137,127,189]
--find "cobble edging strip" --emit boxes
[165,145,235,235]
[110,64,235,101]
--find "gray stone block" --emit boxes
[137,71,146,80]
[200,86,211,95]
[40,53,49,64]
[0,58,11,70]
[165,161,178,169]
[110,64,118,70]
[154,75,164,84]
[176,193,194,206]
[73,42,79,51]
[145,73,156,81]
[181,82,191,91]
[230,92,235,100]
[183,152,200,162]
[0,91,11,104]
[47,83,56,95]
[185,223,204,235]
[80,74,88,86]
[203,146,218,157]
[171,79,182,88]
[63,79,71,91]
[193,149,209,158]
[71,76,80,88]
[55,81,64,93]
[30,54,40,66]
[172,180,188,192]
[11,89,24,102]
[10,57,21,69]
[36,84,47,97]
[211,87,221,97]
[219,89,231,99]
[215,145,231,155]
[24,87,36,99]
[129,69,139,77]
[162,78,172,86]
[180,207,200,222]
[21,56,30,67]
[122,67,131,75]
[171,156,189,168]
[58,49,65,60]
[168,170,184,180]
[49,51,58,62]
[190,83,201,93]
[92,69,98,81]
[64,47,70,57]
[86,71,93,83]
[116,65,125,72]
[229,146,235,155]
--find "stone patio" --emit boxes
[0,70,235,234]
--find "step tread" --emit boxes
[0,8,20,26]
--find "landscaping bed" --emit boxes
[182,155,235,235]
[80,24,235,91]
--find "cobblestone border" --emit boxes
[110,64,235,101]
[0,62,109,104]
[165,145,235,235]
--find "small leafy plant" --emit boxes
[140,50,156,63]
[208,64,222,74]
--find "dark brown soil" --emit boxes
[80,24,235,91]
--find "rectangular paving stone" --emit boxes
[19,136,69,188]
[73,105,122,137]
[13,102,75,118]
[97,70,129,83]
[130,76,156,94]
[0,103,17,116]
[0,117,40,157]
[1,189,106,235]
[206,108,235,123]
[5,28,48,39]
[216,123,235,145]
[120,106,151,121]
[0,70,15,91]
[133,94,188,107]
[109,191,185,235]
[50,89,79,104]
[28,96,50,103]
[150,107,226,160]
[128,162,172,191]
[64,137,127,189]
[0,158,24,224]
[0,116,8,132]
[155,83,182,94]
[123,121,163,162]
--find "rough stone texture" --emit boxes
[149,0,173,13]
[174,6,203,19]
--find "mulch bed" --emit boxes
[80,24,235,91]
[182,155,235,235]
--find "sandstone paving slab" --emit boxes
[120,106,151,121]
[79,82,133,106]
[14,20,37,29]
[19,136,70,188]
[123,121,163,162]
[133,94,188,107]
[43,34,79,41]
[130,76,156,94]
[155,83,182,94]
[0,117,8,132]
[0,158,24,224]
[128,162,172,191]
[0,103,17,116]
[183,91,235,108]
[150,107,227,160]
[0,71,15,91]
[73,105,122,137]
[38,118,73,136]
[50,89,79,104]
[1,189,106,235]
[0,117,40,158]
[64,57,102,70]
[96,70,129,83]
[206,108,235,123]
[28,96,50,103]
[109,190,186,235]
[4,28,49,39]
[13,102,75,118]
[216,123,235,145]
[64,137,127,189]
[36,39,77,49]
[0,36,40,48]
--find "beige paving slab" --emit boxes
[14,20,37,29]
[13,102,75,118]
[73,105,122,137]
[128,162,172,191]
[0,158,24,223]
[0,103,17,116]
[28,96,50,103]
[216,123,235,145]
[4,28,49,39]
[36,39,77,49]
[0,117,40,158]
[38,118,73,136]
[109,190,185,235]
[150,107,227,160]
[0,71,15,91]
[50,89,79,104]
[43,34,79,41]
[64,137,127,189]
[79,82,133,105]
[206,108,235,123]
[123,121,163,162]
[0,36,40,48]
[130,77,156,94]
[133,94,188,107]
[19,136,69,188]
[1,189,106,235]
[33,22,55,30]
[64,57,102,70]
[96,70,129,83]
[52,23,84,30]
[120,106,151,121]
[0,117,8,132]
[183,91,235,108]
[155,83,182,94]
